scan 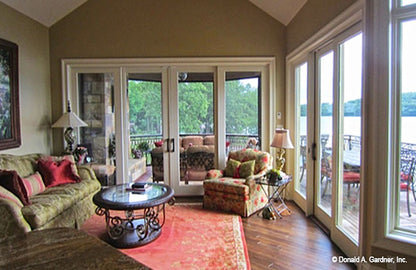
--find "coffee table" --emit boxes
[93,182,175,248]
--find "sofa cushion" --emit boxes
[0,154,42,178]
[182,136,203,149]
[38,159,80,187]
[0,170,31,206]
[22,172,45,197]
[39,155,80,179]
[203,178,249,196]
[21,178,100,229]
[204,135,215,145]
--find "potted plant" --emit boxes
[265,168,282,183]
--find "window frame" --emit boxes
[369,0,416,256]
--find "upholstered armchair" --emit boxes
[203,149,272,217]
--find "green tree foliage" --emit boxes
[178,82,213,134]
[300,92,416,117]
[226,80,258,134]
[128,80,162,135]
[128,79,259,136]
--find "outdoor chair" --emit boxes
[321,151,360,198]
[400,153,416,217]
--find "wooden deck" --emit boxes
[299,175,416,238]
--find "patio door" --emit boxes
[63,57,274,197]
[169,68,217,195]
[291,26,362,258]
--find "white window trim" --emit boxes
[368,0,416,257]
[61,57,276,189]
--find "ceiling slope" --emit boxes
[249,0,307,26]
[0,0,87,27]
[0,0,306,27]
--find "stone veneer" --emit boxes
[78,73,115,165]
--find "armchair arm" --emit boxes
[206,169,223,179]
[0,199,31,241]
[77,165,99,182]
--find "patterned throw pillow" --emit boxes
[223,159,255,178]
[37,159,80,188]
[22,172,46,197]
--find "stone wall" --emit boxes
[78,73,115,165]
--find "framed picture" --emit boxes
[0,38,20,150]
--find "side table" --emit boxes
[256,174,292,219]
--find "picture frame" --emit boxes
[0,38,20,150]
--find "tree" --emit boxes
[128,78,260,136]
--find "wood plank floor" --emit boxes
[242,201,355,270]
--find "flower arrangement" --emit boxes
[265,168,282,183]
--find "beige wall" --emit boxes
[286,0,357,54]
[0,2,52,155]
[49,0,286,153]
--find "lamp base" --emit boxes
[276,148,286,171]
[64,127,75,154]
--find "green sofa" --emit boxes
[0,154,101,241]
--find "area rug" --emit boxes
[81,204,250,270]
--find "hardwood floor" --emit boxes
[242,201,356,270]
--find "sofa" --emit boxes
[151,135,215,183]
[203,149,272,217]
[0,153,101,241]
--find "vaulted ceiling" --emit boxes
[0,0,307,27]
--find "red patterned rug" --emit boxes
[81,204,250,270]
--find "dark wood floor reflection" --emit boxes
[242,201,356,270]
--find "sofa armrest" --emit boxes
[206,169,223,179]
[0,199,31,241]
[77,165,99,182]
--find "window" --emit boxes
[389,0,416,237]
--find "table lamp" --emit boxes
[52,100,87,154]
[270,128,294,171]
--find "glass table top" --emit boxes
[93,183,174,210]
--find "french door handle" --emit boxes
[171,138,175,153]
[166,139,170,153]
[311,143,317,161]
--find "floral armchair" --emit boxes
[203,149,272,217]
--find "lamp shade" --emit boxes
[52,112,88,128]
[270,128,294,149]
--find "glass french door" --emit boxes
[170,68,217,195]
[292,27,362,258]
[67,68,126,184]
[64,58,273,196]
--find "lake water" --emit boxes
[300,116,416,144]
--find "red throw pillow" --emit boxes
[38,159,80,187]
[154,140,163,147]
[0,170,31,206]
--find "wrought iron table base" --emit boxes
[95,204,167,248]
